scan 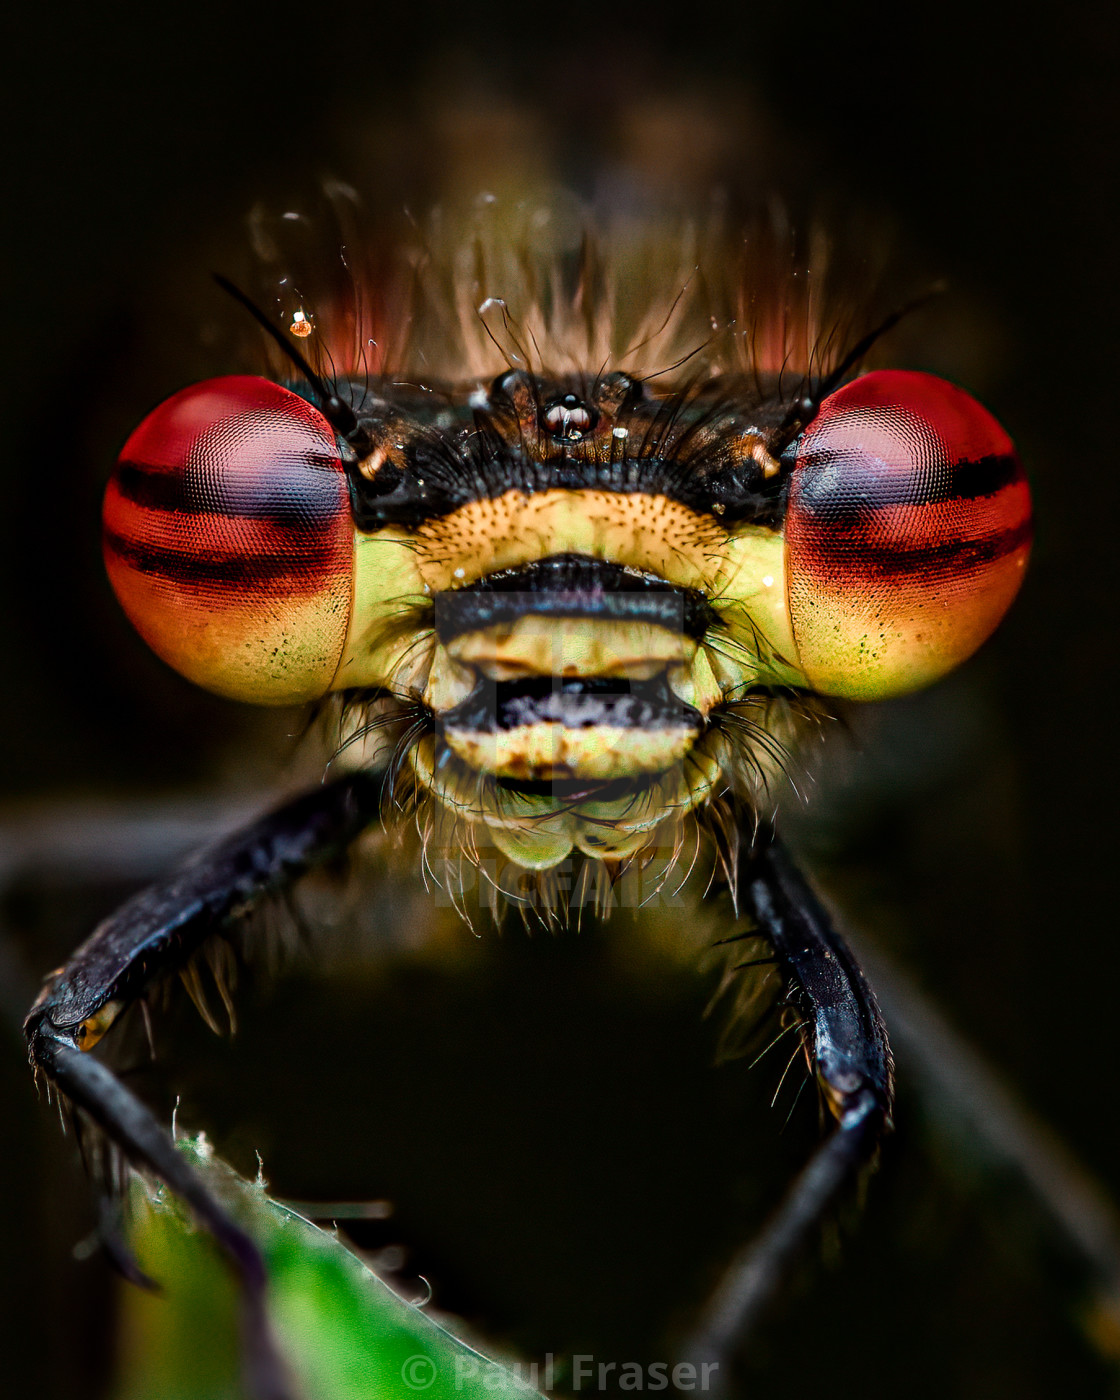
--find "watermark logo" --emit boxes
[401,1354,439,1390]
[400,1352,720,1394]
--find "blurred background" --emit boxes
[2,4,1118,1397]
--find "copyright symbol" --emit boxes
[401,1354,437,1390]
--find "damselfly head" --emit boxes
[103,198,1031,878]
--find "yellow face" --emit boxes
[332,474,804,867]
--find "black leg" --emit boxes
[685,831,894,1385]
[24,771,382,1400]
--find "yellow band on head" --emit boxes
[334,491,805,693]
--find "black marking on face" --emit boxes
[329,373,793,532]
[433,556,719,641]
[441,674,703,735]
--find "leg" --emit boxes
[685,830,893,1384]
[24,770,382,1400]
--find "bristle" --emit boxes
[203,939,239,1035]
[239,191,883,399]
[138,997,157,1061]
[179,959,223,1037]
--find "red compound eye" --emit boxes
[785,370,1032,699]
[103,376,354,704]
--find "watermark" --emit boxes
[399,1352,720,1393]
[402,1354,440,1389]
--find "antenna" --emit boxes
[773,284,945,451]
[213,274,369,449]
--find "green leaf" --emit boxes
[112,1136,542,1400]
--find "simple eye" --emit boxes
[785,370,1032,699]
[103,376,354,704]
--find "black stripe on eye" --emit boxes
[810,519,1033,577]
[950,453,1022,500]
[794,451,1021,516]
[103,529,342,588]
[115,459,344,528]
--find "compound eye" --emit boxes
[785,370,1032,699]
[103,376,354,704]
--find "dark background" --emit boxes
[2,5,1118,1398]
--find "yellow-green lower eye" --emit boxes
[103,376,354,705]
[786,370,1032,700]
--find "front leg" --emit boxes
[24,770,382,1400]
[686,832,894,1381]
